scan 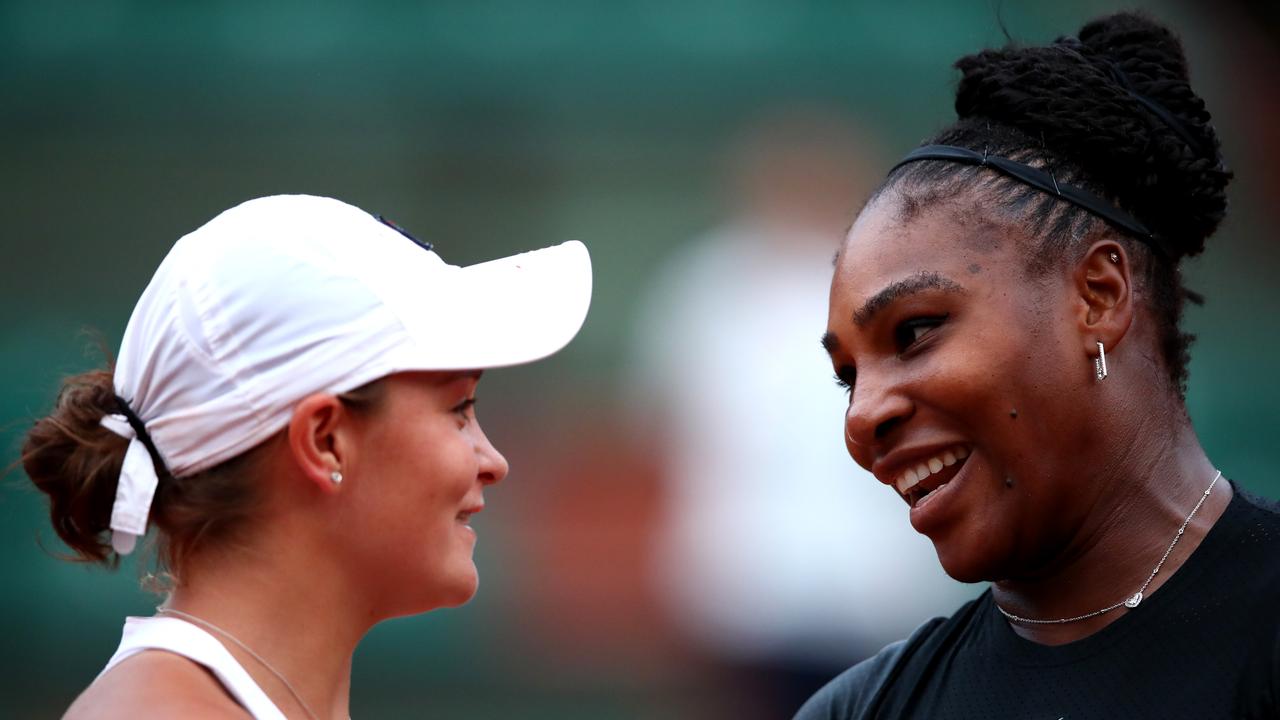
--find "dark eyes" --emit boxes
[452,397,477,421]
[831,314,949,396]
[833,368,855,394]
[893,315,948,352]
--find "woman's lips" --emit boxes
[906,449,978,534]
[456,504,484,527]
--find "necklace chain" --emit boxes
[155,607,322,720]
[996,469,1222,625]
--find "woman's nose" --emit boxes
[844,371,913,450]
[473,423,510,485]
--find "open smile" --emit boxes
[894,444,970,508]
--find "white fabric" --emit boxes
[99,414,155,554]
[96,616,287,720]
[106,194,592,554]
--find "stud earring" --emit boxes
[1108,251,1120,264]
[330,470,343,485]
[1094,341,1108,381]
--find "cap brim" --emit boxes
[395,240,593,371]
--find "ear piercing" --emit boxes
[1108,251,1120,264]
[1094,341,1108,381]
[330,470,343,485]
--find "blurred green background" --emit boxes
[2,1,1277,718]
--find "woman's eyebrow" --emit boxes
[853,271,965,327]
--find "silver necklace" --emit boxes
[996,469,1222,625]
[155,606,321,720]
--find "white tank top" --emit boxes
[97,616,287,720]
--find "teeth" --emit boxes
[896,468,922,493]
[894,445,971,495]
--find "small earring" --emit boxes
[1108,251,1120,264]
[330,470,343,485]
[1094,341,1108,381]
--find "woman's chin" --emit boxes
[436,566,481,608]
[933,539,1003,584]
[397,565,480,615]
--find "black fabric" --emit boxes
[888,144,1160,251]
[796,485,1280,719]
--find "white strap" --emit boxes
[100,414,160,555]
[98,616,287,720]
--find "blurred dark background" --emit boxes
[2,2,1276,718]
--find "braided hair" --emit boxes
[877,11,1231,396]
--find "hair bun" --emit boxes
[1076,11,1192,86]
[952,11,1231,261]
[22,369,129,565]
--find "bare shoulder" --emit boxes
[63,650,250,720]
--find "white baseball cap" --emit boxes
[99,194,593,554]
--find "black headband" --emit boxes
[887,144,1162,255]
[114,396,171,479]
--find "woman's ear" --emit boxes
[1072,240,1134,357]
[287,394,350,495]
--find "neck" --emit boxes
[992,405,1231,646]
[162,532,372,720]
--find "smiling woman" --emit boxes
[20,195,591,720]
[799,11,1280,720]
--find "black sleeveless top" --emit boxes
[796,485,1280,719]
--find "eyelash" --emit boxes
[833,370,854,395]
[830,314,949,396]
[453,398,477,418]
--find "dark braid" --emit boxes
[875,11,1231,396]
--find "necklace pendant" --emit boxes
[1124,592,1143,609]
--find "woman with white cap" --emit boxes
[21,194,593,719]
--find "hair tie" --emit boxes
[112,396,168,477]
[99,396,169,555]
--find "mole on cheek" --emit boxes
[968,263,983,274]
